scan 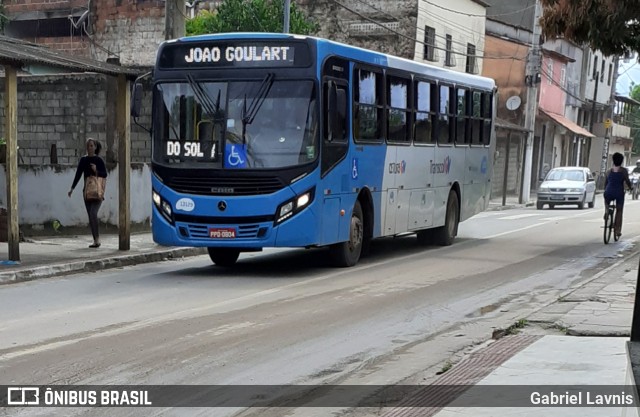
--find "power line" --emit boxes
[329,0,525,61]
[349,0,490,53]
[424,0,536,18]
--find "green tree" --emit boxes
[540,0,640,56]
[630,84,640,154]
[186,0,319,36]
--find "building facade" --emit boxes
[2,0,165,67]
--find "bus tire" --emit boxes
[416,230,432,246]
[329,201,363,267]
[207,248,240,267]
[434,190,459,246]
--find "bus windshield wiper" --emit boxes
[186,74,220,119]
[241,73,274,146]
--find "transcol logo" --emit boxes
[430,156,451,174]
[389,160,407,174]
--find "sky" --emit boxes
[616,56,640,97]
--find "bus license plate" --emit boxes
[209,228,236,238]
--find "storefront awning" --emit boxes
[540,109,595,138]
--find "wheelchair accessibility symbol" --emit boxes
[225,144,247,168]
[352,158,358,179]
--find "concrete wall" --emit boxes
[0,164,151,227]
[482,35,528,125]
[3,0,165,67]
[584,51,616,105]
[539,55,567,116]
[0,74,152,165]
[92,0,165,66]
[297,0,418,59]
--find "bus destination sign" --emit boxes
[159,42,309,69]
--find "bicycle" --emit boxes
[603,200,618,244]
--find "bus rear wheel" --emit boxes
[329,201,363,267]
[434,190,459,246]
[207,248,240,267]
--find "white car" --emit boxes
[537,167,596,210]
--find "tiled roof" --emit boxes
[0,35,143,77]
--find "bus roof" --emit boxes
[168,32,496,90]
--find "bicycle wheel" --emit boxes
[604,209,613,244]
[613,208,620,241]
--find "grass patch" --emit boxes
[436,361,453,375]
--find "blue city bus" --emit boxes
[134,33,496,267]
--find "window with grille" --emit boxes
[465,43,477,74]
[445,35,455,67]
[423,26,436,62]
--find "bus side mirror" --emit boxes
[131,82,144,118]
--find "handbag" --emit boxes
[84,175,106,202]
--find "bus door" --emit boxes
[383,146,399,235]
[320,76,349,244]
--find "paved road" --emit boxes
[1,198,639,416]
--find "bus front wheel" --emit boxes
[207,248,240,267]
[434,190,459,246]
[329,201,363,267]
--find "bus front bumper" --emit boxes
[152,205,319,249]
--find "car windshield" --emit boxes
[153,79,318,169]
[545,169,585,182]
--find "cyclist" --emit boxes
[604,152,632,239]
[633,160,640,174]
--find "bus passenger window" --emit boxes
[456,88,469,145]
[354,69,383,142]
[482,92,493,145]
[387,76,410,143]
[471,91,482,144]
[415,81,435,144]
[438,85,453,144]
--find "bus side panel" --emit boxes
[380,146,398,236]
[432,146,466,228]
[396,144,435,233]
[338,144,388,240]
[461,146,491,222]
[321,197,342,244]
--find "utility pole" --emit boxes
[165,0,186,40]
[284,0,291,33]
[598,58,620,188]
[521,0,543,204]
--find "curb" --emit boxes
[0,247,207,285]
[487,202,536,211]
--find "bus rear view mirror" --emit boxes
[131,82,143,118]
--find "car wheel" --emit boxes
[578,193,586,209]
[588,193,595,209]
[549,204,555,209]
[536,201,543,210]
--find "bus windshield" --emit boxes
[153,79,318,169]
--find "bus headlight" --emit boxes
[275,188,315,225]
[152,190,173,223]
[152,191,161,206]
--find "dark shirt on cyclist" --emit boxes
[604,167,631,205]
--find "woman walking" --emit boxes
[68,138,108,248]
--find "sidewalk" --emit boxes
[0,232,206,285]
[421,252,640,416]
[488,194,536,211]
